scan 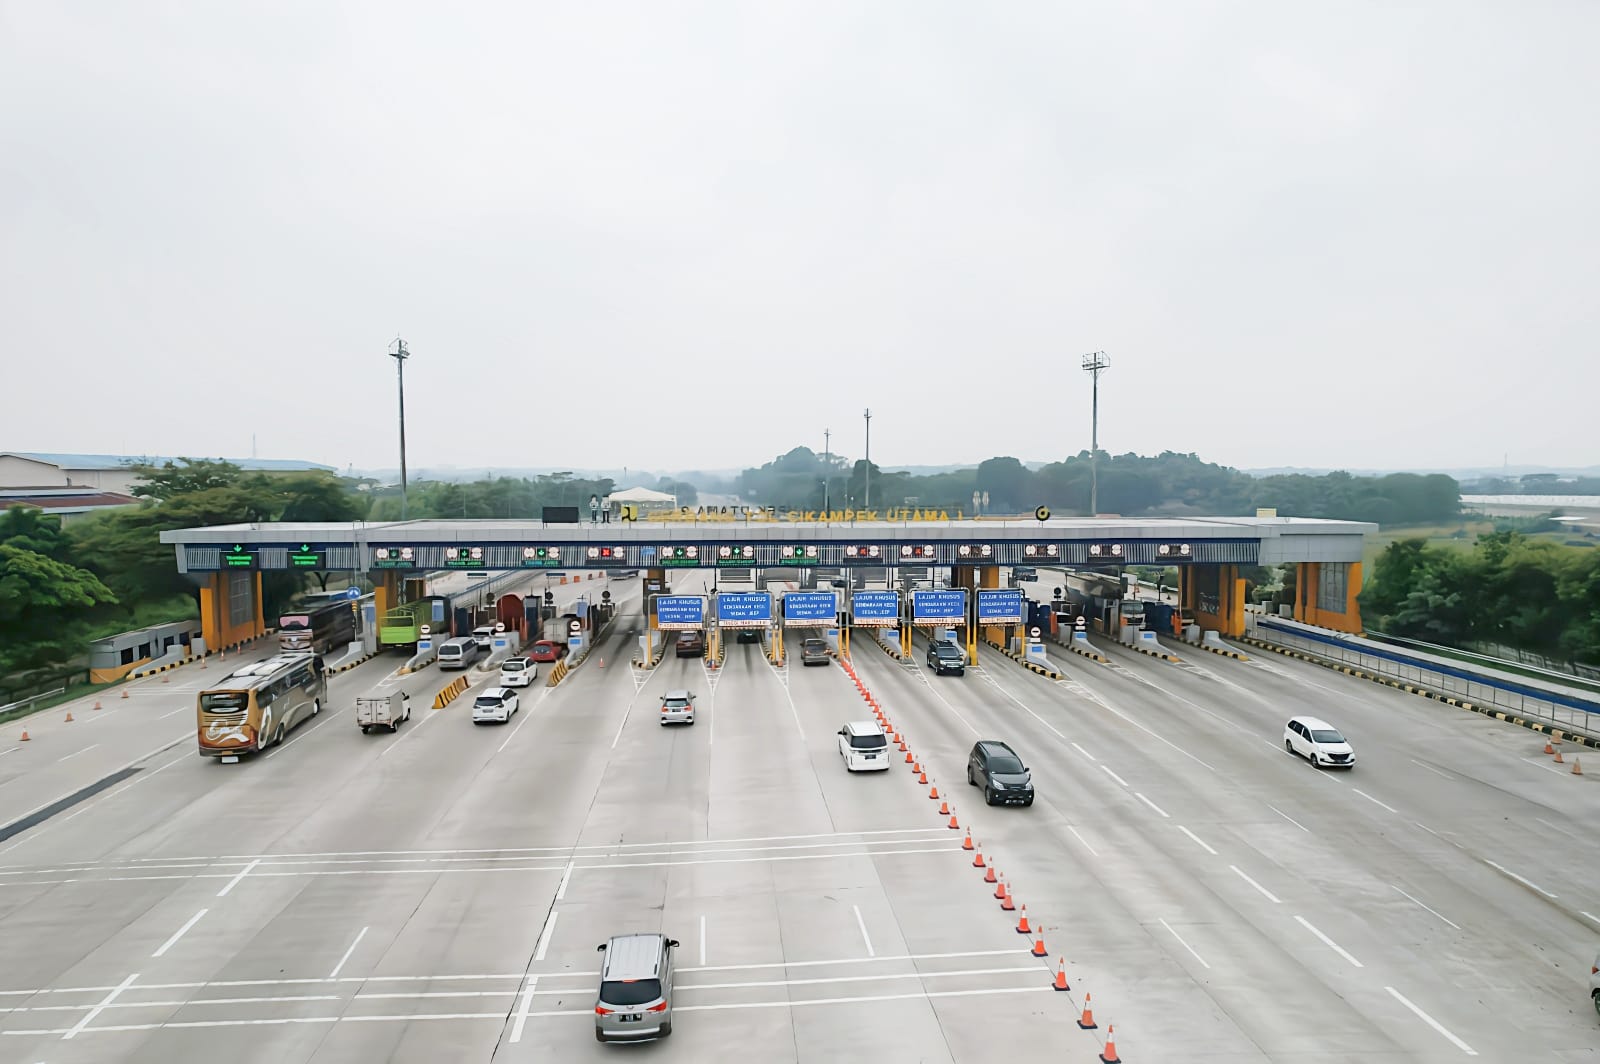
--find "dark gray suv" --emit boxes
[968,740,1034,806]
[927,640,966,676]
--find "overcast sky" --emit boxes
[3,2,1595,477]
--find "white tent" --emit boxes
[607,485,678,504]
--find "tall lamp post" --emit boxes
[823,427,832,519]
[1081,351,1109,516]
[863,408,872,511]
[390,338,411,519]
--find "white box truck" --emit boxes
[356,691,411,733]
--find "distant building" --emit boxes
[0,486,141,524]
[0,452,334,496]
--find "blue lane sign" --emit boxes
[976,588,1025,624]
[343,586,362,600]
[656,595,706,631]
[783,591,838,627]
[851,590,900,627]
[717,591,773,627]
[911,589,967,625]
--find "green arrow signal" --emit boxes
[233,544,243,551]
[301,543,310,551]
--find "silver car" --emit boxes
[595,932,678,1042]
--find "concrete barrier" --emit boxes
[983,638,1062,680]
[402,647,439,675]
[432,675,470,709]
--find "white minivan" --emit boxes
[499,656,537,687]
[837,720,890,772]
[1284,715,1356,769]
[438,637,479,671]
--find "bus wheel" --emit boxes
[275,725,286,747]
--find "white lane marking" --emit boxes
[1392,886,1461,930]
[978,672,1065,738]
[0,733,189,854]
[1535,817,1584,843]
[678,964,1041,992]
[1069,675,1215,772]
[581,845,960,872]
[159,707,189,719]
[1158,919,1211,969]
[778,674,805,740]
[1067,826,1099,857]
[1177,826,1217,855]
[106,825,952,864]
[61,972,137,1039]
[1101,766,1129,787]
[375,698,445,759]
[1294,916,1363,968]
[554,860,574,900]
[55,745,99,764]
[1582,911,1600,926]
[1353,789,1400,814]
[852,905,874,958]
[1413,821,1453,843]
[608,699,633,749]
[1484,860,1558,899]
[699,915,706,967]
[1230,865,1282,904]
[1268,805,1308,832]
[215,859,258,898]
[6,984,1055,1036]
[1384,985,1477,1055]
[8,993,342,1013]
[508,978,537,1043]
[1070,742,1096,761]
[1135,793,1170,818]
[1522,756,1567,776]
[533,912,557,962]
[678,947,1024,976]
[0,748,15,759]
[900,665,981,737]
[151,910,207,958]
[328,927,368,979]
[1407,758,1454,780]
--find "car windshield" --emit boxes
[987,755,1024,773]
[937,647,962,658]
[850,734,887,750]
[1311,729,1346,744]
[600,978,662,1008]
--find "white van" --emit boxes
[438,637,479,671]
[837,720,890,772]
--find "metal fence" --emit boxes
[0,666,91,710]
[1464,641,1600,684]
[1248,617,1600,736]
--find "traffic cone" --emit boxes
[1100,1024,1121,1063]
[64,712,74,723]
[1555,749,1565,764]
[898,737,908,752]
[928,783,939,799]
[599,658,604,668]
[120,688,129,699]
[919,769,929,785]
[161,674,170,684]
[948,811,960,830]
[1031,931,1047,957]
[905,750,915,764]
[939,799,950,815]
[1000,882,1016,911]
[1015,905,1032,935]
[93,700,102,711]
[1574,757,1584,776]
[18,730,29,742]
[1545,740,1556,755]
[1077,991,1096,1026]
[962,829,974,851]
[1053,959,1070,992]
[985,863,998,885]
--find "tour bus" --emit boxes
[277,601,356,654]
[196,652,327,758]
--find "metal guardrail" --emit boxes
[1250,617,1599,734]
[0,687,66,717]
[1367,631,1600,693]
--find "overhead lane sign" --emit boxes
[656,595,706,631]
[717,591,773,627]
[911,589,967,625]
[782,591,838,627]
[976,588,1025,625]
[288,543,325,568]
[851,590,900,627]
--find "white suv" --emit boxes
[837,720,890,772]
[472,688,519,724]
[499,657,537,687]
[1284,715,1355,769]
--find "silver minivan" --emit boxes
[437,637,479,671]
[594,932,678,1042]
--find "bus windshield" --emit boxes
[278,615,311,630]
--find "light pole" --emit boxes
[1081,351,1109,516]
[863,409,872,511]
[390,338,411,519]
[823,427,831,518]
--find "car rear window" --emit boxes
[600,979,662,1008]
[663,698,690,709]
[502,660,526,670]
[849,734,887,750]
[473,696,502,708]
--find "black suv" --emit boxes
[968,740,1034,806]
[926,640,966,676]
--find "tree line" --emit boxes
[736,447,1464,524]
[1361,532,1600,666]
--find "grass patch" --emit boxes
[0,681,121,727]
[1360,520,1576,572]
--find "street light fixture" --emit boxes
[863,409,872,510]
[390,338,410,519]
[1081,351,1110,516]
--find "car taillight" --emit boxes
[595,1006,614,1015]
[646,1001,668,1012]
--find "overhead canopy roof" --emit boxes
[607,485,678,503]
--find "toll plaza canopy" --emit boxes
[161,514,1374,652]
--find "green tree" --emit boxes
[975,457,1033,512]
[129,458,247,501]
[0,542,118,671]
[276,473,368,522]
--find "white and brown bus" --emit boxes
[196,652,327,757]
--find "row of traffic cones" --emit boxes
[841,657,1121,1063]
[1545,739,1583,775]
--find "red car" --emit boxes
[527,640,568,663]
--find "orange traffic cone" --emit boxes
[64,712,74,723]
[904,750,915,764]
[938,799,950,814]
[987,864,1000,887]
[120,688,129,700]
[18,730,29,742]
[1077,991,1096,1026]
[898,737,908,752]
[1100,1024,1121,1063]
[599,658,604,668]
[93,700,102,711]
[161,675,170,684]
[972,847,985,868]
[1574,757,1584,776]
[1031,932,1047,957]
[1015,905,1032,935]
[947,811,960,830]
[928,783,939,800]
[1053,958,1070,992]
[1545,740,1556,754]
[919,769,929,784]
[1000,882,1016,911]
[961,829,974,851]
[1555,749,1565,764]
